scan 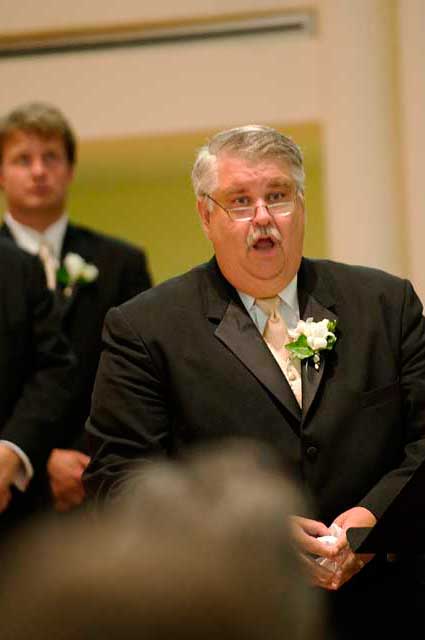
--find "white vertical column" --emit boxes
[319,0,405,276]
[397,0,425,303]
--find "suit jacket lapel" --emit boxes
[59,224,96,315]
[0,223,13,242]
[59,280,82,315]
[60,223,81,261]
[297,259,338,420]
[204,260,302,423]
[0,221,95,314]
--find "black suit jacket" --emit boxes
[0,240,75,481]
[85,257,425,525]
[1,222,152,452]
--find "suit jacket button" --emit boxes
[306,445,318,461]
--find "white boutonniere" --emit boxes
[57,252,99,297]
[286,318,337,370]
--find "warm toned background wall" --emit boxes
[0,1,424,297]
[69,124,324,284]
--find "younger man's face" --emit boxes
[0,130,74,223]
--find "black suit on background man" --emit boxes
[59,222,152,452]
[0,239,74,530]
[1,222,152,452]
[0,100,153,511]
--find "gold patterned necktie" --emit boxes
[256,296,302,407]
[38,241,57,290]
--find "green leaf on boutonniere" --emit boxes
[327,320,337,333]
[285,335,314,360]
[326,320,337,349]
[326,332,337,350]
[56,266,70,287]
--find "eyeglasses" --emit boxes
[205,194,297,222]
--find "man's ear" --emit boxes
[197,199,212,240]
[65,164,75,185]
[298,192,307,223]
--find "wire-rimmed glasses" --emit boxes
[205,194,297,222]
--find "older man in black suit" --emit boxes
[85,125,425,637]
[0,239,74,531]
[0,102,152,512]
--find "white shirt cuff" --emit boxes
[0,441,34,491]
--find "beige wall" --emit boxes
[0,2,320,138]
[319,1,405,274]
[0,33,320,139]
[1,0,424,299]
[397,0,425,304]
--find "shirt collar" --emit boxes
[238,274,299,313]
[4,212,68,259]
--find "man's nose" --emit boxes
[31,158,47,176]
[252,201,272,225]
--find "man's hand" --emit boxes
[47,448,90,512]
[291,515,347,589]
[0,444,22,512]
[291,515,335,554]
[327,506,377,590]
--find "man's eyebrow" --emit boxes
[220,179,294,197]
[221,185,250,197]
[266,179,293,188]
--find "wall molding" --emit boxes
[0,9,316,59]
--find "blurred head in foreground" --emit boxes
[0,441,324,640]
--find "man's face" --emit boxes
[0,130,73,225]
[198,154,305,297]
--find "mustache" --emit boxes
[246,224,282,249]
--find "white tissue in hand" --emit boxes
[317,534,338,545]
[316,523,342,572]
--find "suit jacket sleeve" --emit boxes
[85,304,169,498]
[358,279,425,518]
[0,256,76,471]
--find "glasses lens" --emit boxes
[223,200,295,221]
[268,202,294,216]
[228,207,255,221]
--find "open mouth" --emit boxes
[253,237,276,251]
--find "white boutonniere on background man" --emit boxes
[286,318,337,370]
[57,252,99,297]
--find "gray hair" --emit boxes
[191,124,305,200]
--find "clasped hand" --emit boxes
[292,507,376,590]
[0,444,22,513]
[47,448,90,512]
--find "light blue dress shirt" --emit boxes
[237,275,300,333]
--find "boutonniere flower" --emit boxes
[286,318,337,370]
[57,252,99,297]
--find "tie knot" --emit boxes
[39,240,55,260]
[256,296,281,319]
